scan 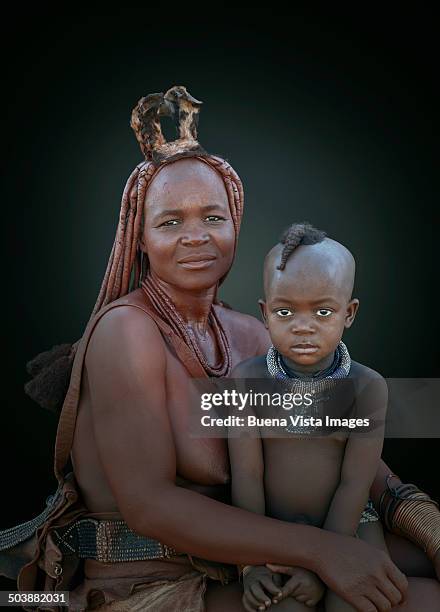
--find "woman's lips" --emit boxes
[178,254,217,270]
[291,344,319,354]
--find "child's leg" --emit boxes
[325,521,389,612]
[325,590,355,612]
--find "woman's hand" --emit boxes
[309,535,408,612]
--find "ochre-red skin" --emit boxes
[71,159,438,611]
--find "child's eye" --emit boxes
[276,309,293,317]
[316,309,333,317]
[204,215,225,223]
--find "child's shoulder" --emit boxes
[349,360,387,397]
[349,360,384,381]
[232,354,269,378]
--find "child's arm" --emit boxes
[228,362,266,514]
[228,417,265,514]
[323,375,387,537]
[228,434,275,610]
[228,374,282,610]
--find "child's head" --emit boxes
[259,222,359,371]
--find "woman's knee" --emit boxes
[393,577,440,611]
[385,533,436,577]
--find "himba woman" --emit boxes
[1,86,439,611]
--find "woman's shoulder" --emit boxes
[85,290,165,365]
[92,289,158,327]
[214,304,270,353]
[232,354,268,377]
[214,303,265,333]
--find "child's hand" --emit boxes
[242,565,283,611]
[266,564,325,607]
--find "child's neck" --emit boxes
[281,350,338,379]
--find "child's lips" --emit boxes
[291,343,319,354]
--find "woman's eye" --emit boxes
[160,219,180,227]
[276,309,293,317]
[316,309,332,317]
[204,215,224,222]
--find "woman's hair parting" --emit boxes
[277,222,326,271]
[24,86,244,412]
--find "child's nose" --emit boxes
[290,315,315,334]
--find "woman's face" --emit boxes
[139,158,235,292]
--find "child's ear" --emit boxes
[345,298,360,328]
[258,299,269,328]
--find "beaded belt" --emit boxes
[53,519,177,563]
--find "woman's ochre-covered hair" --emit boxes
[25,86,244,412]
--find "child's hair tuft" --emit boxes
[278,222,326,270]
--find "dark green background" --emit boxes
[1,9,438,573]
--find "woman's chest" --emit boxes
[162,310,264,484]
[164,348,230,485]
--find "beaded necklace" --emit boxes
[142,274,232,377]
[266,342,351,433]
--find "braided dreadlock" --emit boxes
[277,222,326,271]
[25,86,244,412]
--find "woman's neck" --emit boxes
[148,271,216,334]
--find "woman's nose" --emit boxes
[180,224,210,246]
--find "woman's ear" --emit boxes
[138,235,147,254]
[258,299,269,328]
[345,298,360,329]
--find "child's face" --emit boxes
[260,244,359,372]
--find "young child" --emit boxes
[228,222,389,612]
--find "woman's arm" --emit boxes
[370,462,401,508]
[371,460,440,580]
[84,307,407,611]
